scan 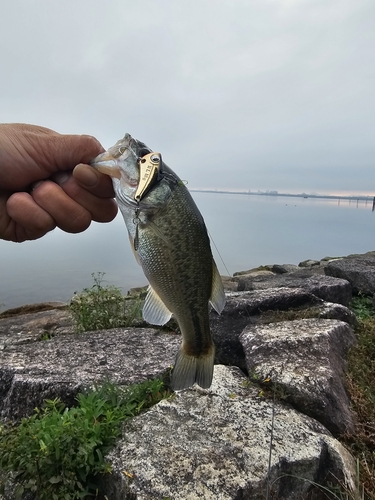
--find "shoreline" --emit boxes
[190,189,374,202]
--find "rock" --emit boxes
[299,259,321,268]
[315,301,357,326]
[211,288,322,371]
[99,366,357,500]
[0,309,74,349]
[259,301,357,328]
[0,327,180,420]
[233,266,273,276]
[235,270,275,279]
[240,319,355,435]
[0,302,67,318]
[220,275,239,292]
[325,251,375,295]
[271,263,299,274]
[237,273,352,306]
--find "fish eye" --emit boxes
[119,146,127,154]
[138,148,151,157]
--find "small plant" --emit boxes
[0,379,169,499]
[350,294,374,322]
[69,272,143,333]
[344,294,375,499]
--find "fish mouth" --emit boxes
[90,151,125,179]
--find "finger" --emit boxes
[72,163,115,198]
[55,174,118,223]
[31,181,92,233]
[40,134,105,170]
[6,192,56,241]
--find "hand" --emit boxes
[0,123,118,242]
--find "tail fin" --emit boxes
[170,345,215,391]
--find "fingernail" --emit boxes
[50,171,70,185]
[29,181,43,192]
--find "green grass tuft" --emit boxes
[344,295,375,499]
[69,272,143,333]
[0,379,169,499]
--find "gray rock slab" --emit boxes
[240,319,355,435]
[317,301,357,326]
[100,365,357,500]
[0,309,74,348]
[211,288,321,371]
[271,263,300,274]
[298,259,321,267]
[325,252,375,295]
[259,301,357,328]
[0,302,67,318]
[237,273,352,305]
[0,328,180,419]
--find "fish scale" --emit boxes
[90,134,226,390]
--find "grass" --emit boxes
[0,379,170,499]
[69,272,143,333]
[342,295,375,499]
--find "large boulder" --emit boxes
[0,327,180,420]
[211,288,355,371]
[240,319,355,436]
[100,366,357,500]
[325,251,375,295]
[237,273,352,306]
[0,308,73,348]
[211,288,320,370]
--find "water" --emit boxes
[1,192,374,310]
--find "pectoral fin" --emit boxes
[143,286,172,325]
[209,261,226,314]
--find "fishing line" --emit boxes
[207,229,231,276]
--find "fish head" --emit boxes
[90,133,159,207]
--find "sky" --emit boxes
[1,0,374,195]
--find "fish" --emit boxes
[90,134,226,390]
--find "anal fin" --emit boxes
[209,261,226,314]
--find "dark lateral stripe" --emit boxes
[187,312,211,356]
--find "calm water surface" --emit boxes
[1,192,374,310]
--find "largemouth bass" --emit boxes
[90,134,225,390]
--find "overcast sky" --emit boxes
[1,0,374,195]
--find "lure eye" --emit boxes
[150,154,160,163]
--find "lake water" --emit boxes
[1,192,374,311]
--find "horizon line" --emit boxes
[189,188,374,201]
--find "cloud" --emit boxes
[1,0,374,194]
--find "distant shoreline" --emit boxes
[190,189,374,202]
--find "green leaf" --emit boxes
[49,475,62,484]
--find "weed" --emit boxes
[0,379,169,499]
[344,295,375,499]
[69,272,143,333]
[260,306,322,323]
